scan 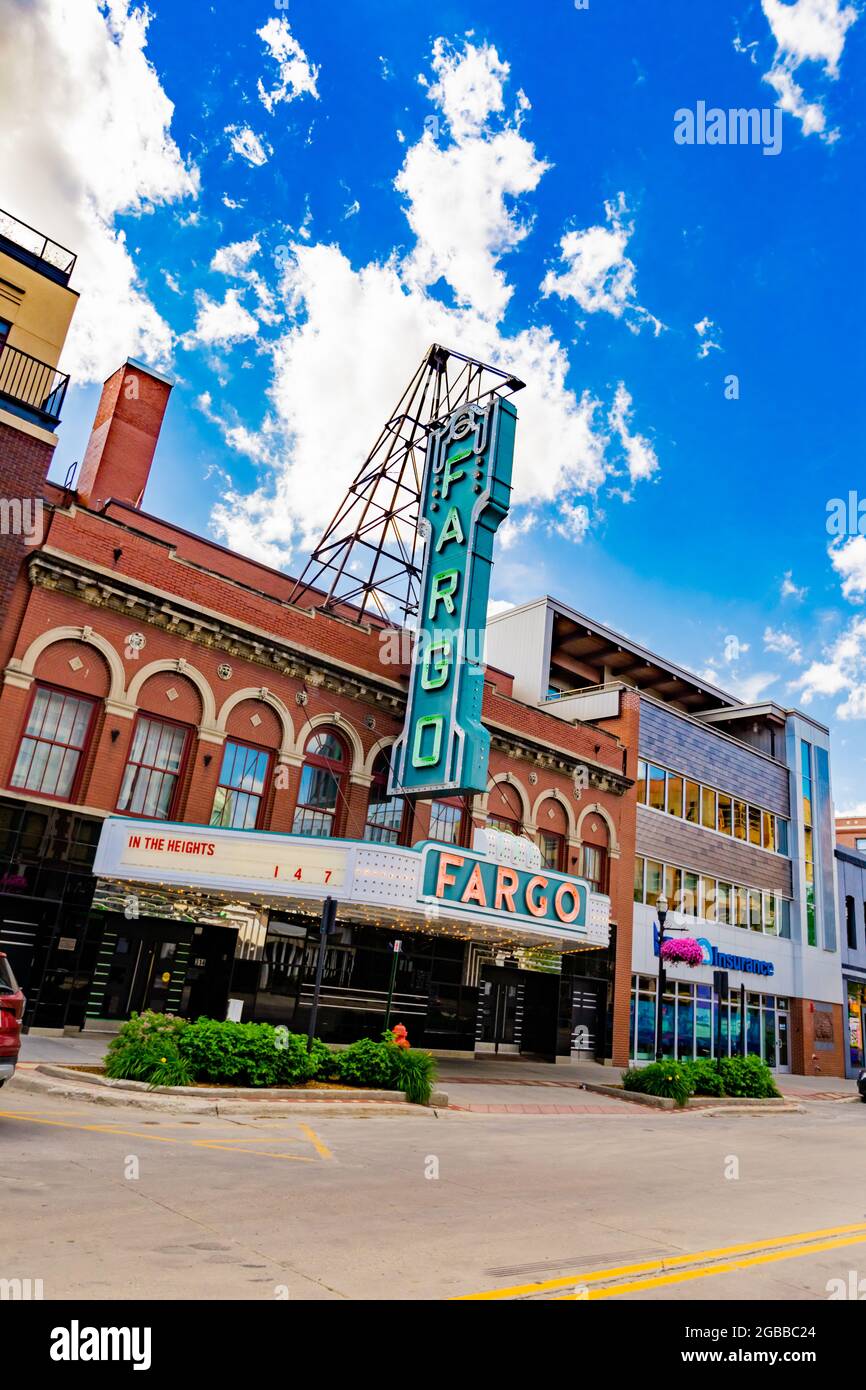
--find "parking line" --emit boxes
[298,1123,334,1160]
[0,1110,320,1163]
[457,1221,866,1300]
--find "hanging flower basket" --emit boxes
[660,937,705,968]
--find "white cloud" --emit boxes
[831,535,866,601]
[608,383,659,484]
[488,598,515,618]
[761,0,860,141]
[256,16,320,113]
[163,270,182,295]
[781,569,808,600]
[183,288,259,349]
[793,615,866,715]
[395,39,549,322]
[343,200,361,220]
[694,316,722,358]
[0,0,198,382]
[210,237,261,277]
[764,625,804,663]
[701,666,778,702]
[541,192,663,336]
[553,502,591,544]
[226,125,271,167]
[207,40,660,570]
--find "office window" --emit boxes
[717,882,732,926]
[701,787,716,831]
[11,686,95,801]
[633,856,645,904]
[700,876,716,921]
[775,818,789,855]
[735,885,749,928]
[364,750,406,845]
[292,729,347,838]
[761,810,774,852]
[747,805,762,847]
[210,740,270,830]
[646,859,663,903]
[733,800,748,841]
[749,889,763,932]
[683,871,699,917]
[846,895,857,951]
[685,781,700,824]
[763,893,777,935]
[717,794,733,836]
[647,765,666,811]
[118,715,188,820]
[667,775,683,817]
[664,864,683,910]
[636,760,647,804]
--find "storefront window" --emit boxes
[117,715,188,820]
[632,977,789,1070]
[210,740,270,830]
[364,750,405,845]
[292,729,347,838]
[11,686,95,801]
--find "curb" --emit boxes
[9,1067,446,1117]
[580,1080,804,1114]
[579,1081,675,1110]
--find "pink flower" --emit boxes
[660,937,705,968]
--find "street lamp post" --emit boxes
[654,895,669,1063]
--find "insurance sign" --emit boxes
[390,396,517,799]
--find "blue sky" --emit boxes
[5,0,865,805]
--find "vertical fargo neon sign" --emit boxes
[390,397,517,798]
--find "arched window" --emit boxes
[488,780,525,836]
[364,749,406,845]
[292,729,348,838]
[429,797,465,846]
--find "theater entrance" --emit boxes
[476,965,559,1059]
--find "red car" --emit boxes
[0,953,24,1087]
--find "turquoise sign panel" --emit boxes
[389,396,517,798]
[418,843,589,934]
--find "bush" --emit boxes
[621,1061,694,1107]
[717,1054,781,1099]
[334,1036,398,1090]
[305,1036,338,1082]
[683,1058,726,1097]
[390,1047,437,1106]
[179,1019,315,1087]
[105,1011,190,1088]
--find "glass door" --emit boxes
[478,969,521,1053]
[776,1009,791,1073]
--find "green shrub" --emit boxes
[179,1019,307,1087]
[390,1048,437,1106]
[621,1060,694,1107]
[334,1036,398,1090]
[305,1036,337,1082]
[683,1058,726,1097]
[717,1054,781,1099]
[105,1011,191,1088]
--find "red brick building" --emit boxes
[0,354,639,1060]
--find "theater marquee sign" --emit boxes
[94,818,609,950]
[390,396,517,800]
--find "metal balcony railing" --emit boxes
[0,342,70,427]
[0,208,76,282]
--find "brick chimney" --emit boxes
[77,358,172,509]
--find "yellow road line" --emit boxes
[0,1110,318,1163]
[554,1232,866,1299]
[298,1123,334,1160]
[457,1221,866,1300]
